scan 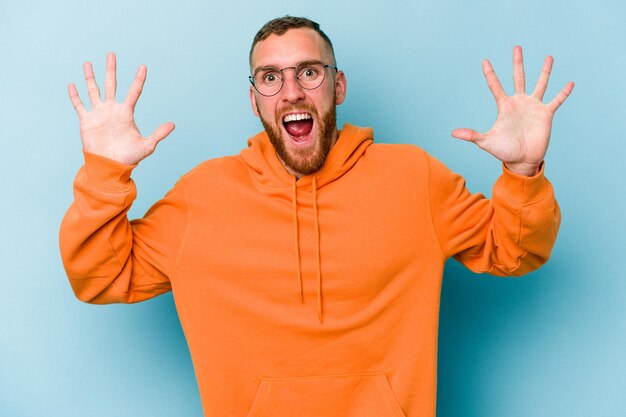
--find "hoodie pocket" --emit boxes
[245,372,406,417]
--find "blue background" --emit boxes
[1,0,624,416]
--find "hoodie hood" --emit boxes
[240,123,373,322]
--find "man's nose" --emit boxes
[280,68,305,103]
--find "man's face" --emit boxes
[249,28,347,177]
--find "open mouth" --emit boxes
[282,112,314,143]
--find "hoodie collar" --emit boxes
[241,123,373,191]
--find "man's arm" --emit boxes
[60,53,182,303]
[430,46,572,274]
[428,155,560,276]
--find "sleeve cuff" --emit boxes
[496,161,551,205]
[82,151,137,188]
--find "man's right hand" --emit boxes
[68,52,175,165]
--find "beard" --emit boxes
[259,98,337,177]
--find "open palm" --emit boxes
[452,46,574,176]
[68,53,174,165]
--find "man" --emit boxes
[61,16,573,417]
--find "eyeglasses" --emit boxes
[249,61,338,97]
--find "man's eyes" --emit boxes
[259,64,321,85]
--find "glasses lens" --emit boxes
[254,68,282,96]
[296,63,325,90]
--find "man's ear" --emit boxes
[249,86,260,117]
[335,70,347,105]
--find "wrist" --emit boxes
[504,161,542,177]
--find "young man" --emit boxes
[61,16,573,417]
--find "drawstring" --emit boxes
[292,177,303,303]
[291,175,324,323]
[313,176,322,323]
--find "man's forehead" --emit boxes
[250,28,331,71]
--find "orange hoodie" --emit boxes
[60,123,560,416]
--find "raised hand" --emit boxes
[68,53,175,165]
[451,46,574,176]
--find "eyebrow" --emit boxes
[252,60,325,75]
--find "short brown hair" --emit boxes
[249,16,336,68]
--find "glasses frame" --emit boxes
[249,61,338,97]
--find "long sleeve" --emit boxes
[59,152,189,303]
[429,156,560,276]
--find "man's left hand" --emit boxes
[452,46,574,176]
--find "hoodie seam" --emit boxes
[426,155,447,261]
[169,182,191,281]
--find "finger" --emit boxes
[68,83,87,118]
[532,55,553,101]
[451,128,486,142]
[148,122,176,145]
[125,65,147,110]
[83,61,101,107]
[548,81,574,112]
[104,52,117,101]
[482,59,507,102]
[513,45,526,94]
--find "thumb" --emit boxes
[148,122,176,147]
[451,128,485,142]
